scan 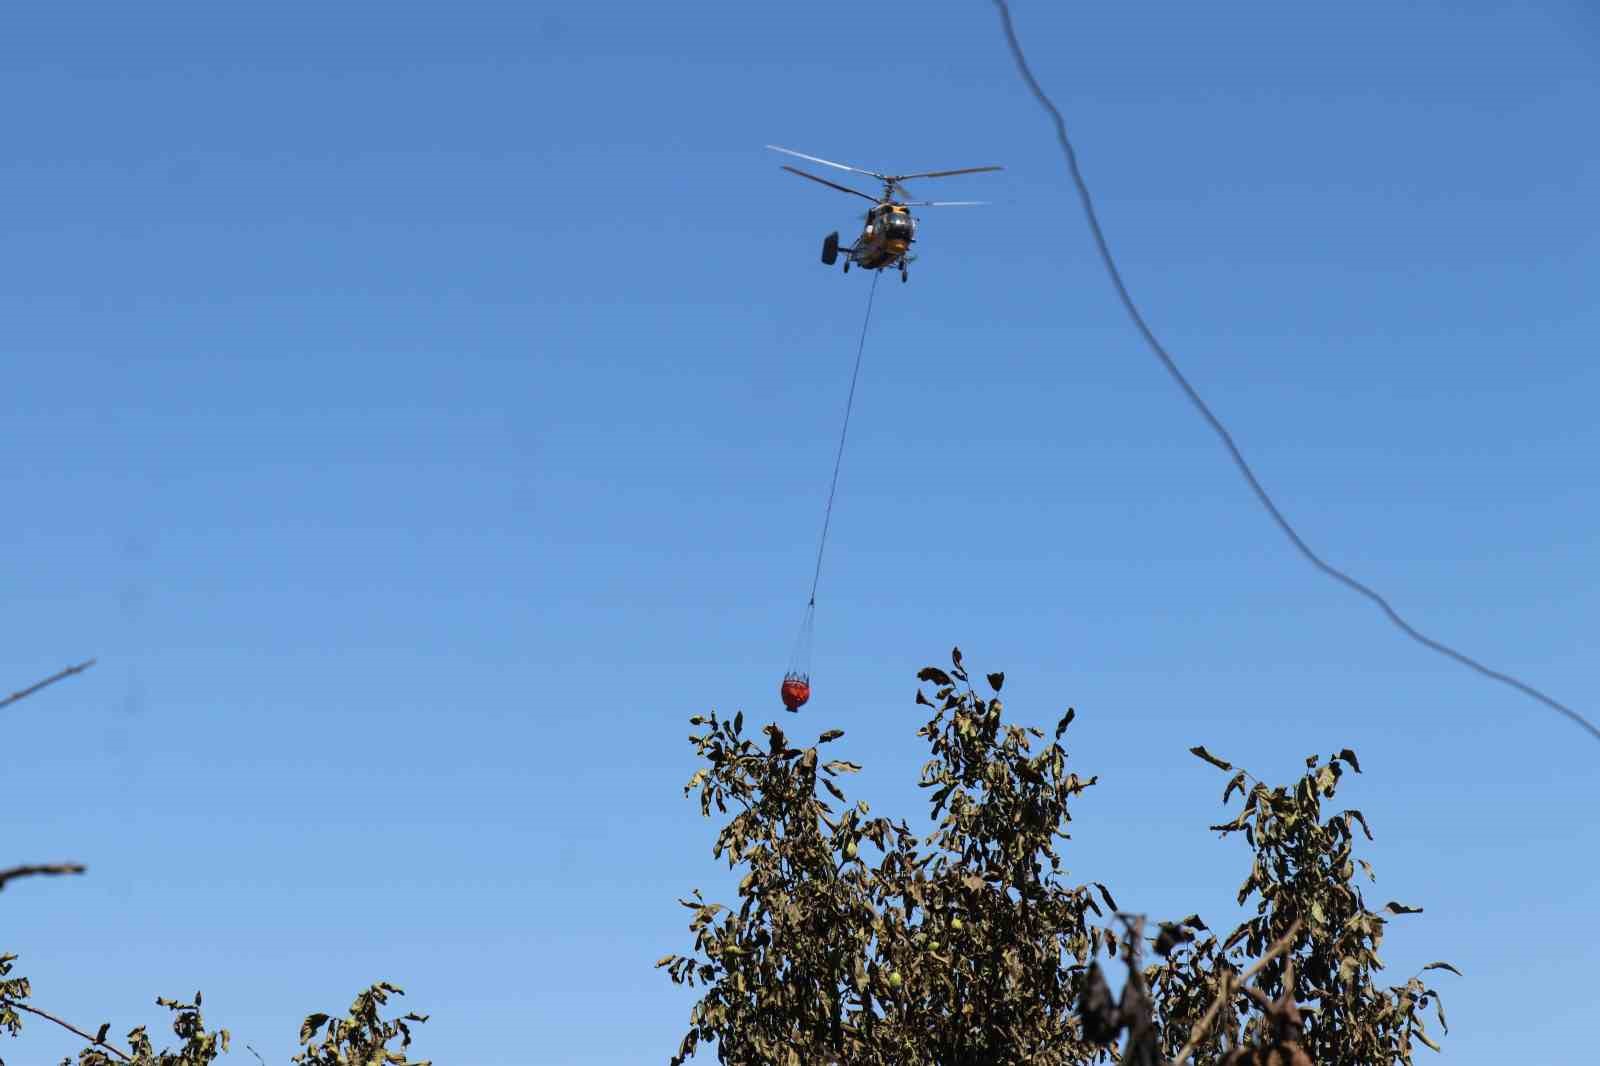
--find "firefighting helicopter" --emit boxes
[769,145,1002,284]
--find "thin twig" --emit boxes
[1239,984,1274,1012]
[1172,975,1234,1064]
[247,1043,268,1065]
[0,862,87,892]
[0,999,131,1062]
[1171,919,1302,1064]
[0,659,97,710]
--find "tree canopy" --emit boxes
[661,648,1454,1065]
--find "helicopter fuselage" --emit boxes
[853,204,914,268]
[830,203,916,274]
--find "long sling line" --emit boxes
[809,270,882,608]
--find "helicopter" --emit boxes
[769,145,1002,283]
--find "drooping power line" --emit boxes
[988,0,1598,745]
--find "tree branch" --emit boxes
[0,659,97,710]
[0,863,87,892]
[1171,919,1302,1064]
[0,999,131,1062]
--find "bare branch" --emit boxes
[1172,919,1302,1064]
[0,659,97,711]
[0,999,131,1062]
[0,863,87,892]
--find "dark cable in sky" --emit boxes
[988,0,1599,745]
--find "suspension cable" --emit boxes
[808,269,882,607]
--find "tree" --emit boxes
[2,662,432,1066]
[660,648,1454,1064]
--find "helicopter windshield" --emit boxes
[880,212,914,239]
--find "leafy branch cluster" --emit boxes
[1152,746,1457,1064]
[663,648,1457,1065]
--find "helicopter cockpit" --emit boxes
[868,206,915,242]
[881,211,914,241]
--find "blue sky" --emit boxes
[3,1,1596,1062]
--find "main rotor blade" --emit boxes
[779,165,879,202]
[768,145,886,181]
[902,200,989,207]
[890,165,1005,181]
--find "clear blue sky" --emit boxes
[4,2,1596,1062]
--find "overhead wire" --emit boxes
[988,0,1598,745]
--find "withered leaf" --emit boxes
[1077,962,1120,1043]
[918,667,953,687]
[299,1013,330,1044]
[1190,745,1233,772]
[1154,922,1194,957]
